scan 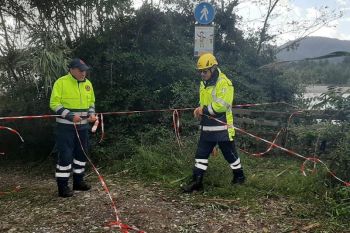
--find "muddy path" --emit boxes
[0,166,339,233]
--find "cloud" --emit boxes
[219,0,350,45]
[290,4,303,17]
[336,0,348,6]
[305,7,321,19]
[339,33,350,40]
[341,7,350,11]
[342,17,350,22]
[309,25,339,38]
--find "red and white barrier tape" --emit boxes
[0,126,25,155]
[172,110,183,147]
[100,108,194,116]
[99,113,105,143]
[0,126,25,143]
[1,102,349,229]
[91,116,99,133]
[239,129,284,157]
[0,126,24,195]
[73,124,146,233]
[203,114,350,187]
[0,101,299,122]
[0,185,21,196]
[0,114,58,121]
[233,101,298,109]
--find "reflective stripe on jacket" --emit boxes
[50,73,95,125]
[199,68,235,141]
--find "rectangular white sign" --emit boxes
[194,26,214,57]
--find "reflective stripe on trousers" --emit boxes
[193,139,241,176]
[55,125,88,185]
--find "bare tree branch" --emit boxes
[256,0,280,55]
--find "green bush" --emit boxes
[287,123,350,184]
[326,186,350,220]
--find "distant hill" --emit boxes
[276,36,350,61]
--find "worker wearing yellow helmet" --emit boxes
[182,53,245,193]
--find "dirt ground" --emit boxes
[0,166,341,233]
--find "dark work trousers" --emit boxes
[55,124,88,189]
[193,138,242,176]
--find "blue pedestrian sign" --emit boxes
[194,2,215,25]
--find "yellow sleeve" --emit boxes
[49,79,63,112]
[211,79,233,113]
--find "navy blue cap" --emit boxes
[68,58,90,71]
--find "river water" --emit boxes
[303,85,350,108]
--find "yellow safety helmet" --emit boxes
[196,53,218,70]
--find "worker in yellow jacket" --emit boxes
[50,58,96,198]
[182,53,245,193]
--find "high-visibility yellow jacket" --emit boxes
[50,73,95,126]
[199,68,235,141]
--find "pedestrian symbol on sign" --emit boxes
[200,6,208,21]
[194,2,215,25]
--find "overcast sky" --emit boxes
[294,0,350,40]
[236,0,350,44]
[134,0,350,45]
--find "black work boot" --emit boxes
[58,186,73,198]
[73,180,91,191]
[182,175,203,193]
[232,169,245,185]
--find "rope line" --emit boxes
[1,101,349,231]
[73,124,146,233]
[203,113,350,187]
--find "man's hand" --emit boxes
[193,107,203,119]
[88,114,97,123]
[72,114,82,123]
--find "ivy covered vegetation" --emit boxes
[0,0,349,231]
